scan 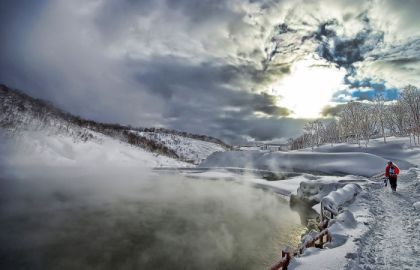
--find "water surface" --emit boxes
[0,172,305,270]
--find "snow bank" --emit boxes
[321,184,362,216]
[200,151,387,177]
[314,136,420,169]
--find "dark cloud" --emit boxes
[264,23,298,65]
[93,0,158,41]
[246,117,307,141]
[252,93,291,116]
[313,18,384,68]
[265,2,419,90]
[1,0,419,144]
[203,115,307,143]
[321,104,346,117]
[351,80,385,91]
[165,0,240,23]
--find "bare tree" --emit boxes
[387,101,408,136]
[400,85,420,145]
[303,122,316,150]
[339,101,364,147]
[303,120,325,149]
[373,93,387,143]
[323,119,339,146]
[359,103,377,148]
[290,85,419,149]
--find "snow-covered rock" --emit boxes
[292,180,344,206]
[321,184,362,216]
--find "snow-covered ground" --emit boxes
[283,137,420,270]
[200,137,420,178]
[191,136,420,269]
[345,168,420,269]
[313,137,420,169]
[287,168,420,270]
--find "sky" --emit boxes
[1,0,419,144]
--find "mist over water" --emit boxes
[0,167,306,270]
[0,138,304,270]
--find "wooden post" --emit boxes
[269,230,332,270]
[282,251,290,270]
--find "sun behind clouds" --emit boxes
[273,59,347,119]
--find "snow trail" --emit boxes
[345,169,420,269]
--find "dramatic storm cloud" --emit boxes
[1,0,419,143]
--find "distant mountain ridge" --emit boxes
[0,84,230,163]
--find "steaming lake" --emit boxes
[0,171,306,270]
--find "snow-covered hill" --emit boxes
[135,131,227,164]
[0,84,230,166]
[0,130,188,170]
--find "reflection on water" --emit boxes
[0,173,305,270]
[290,202,320,226]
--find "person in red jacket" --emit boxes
[385,161,400,192]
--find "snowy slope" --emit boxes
[0,84,229,166]
[199,150,387,177]
[136,131,226,164]
[0,85,95,140]
[0,130,189,173]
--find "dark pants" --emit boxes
[389,176,397,191]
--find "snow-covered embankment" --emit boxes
[200,151,387,177]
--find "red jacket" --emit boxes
[385,164,399,178]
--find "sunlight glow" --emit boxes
[273,59,346,118]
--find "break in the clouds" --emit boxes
[1,0,419,143]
